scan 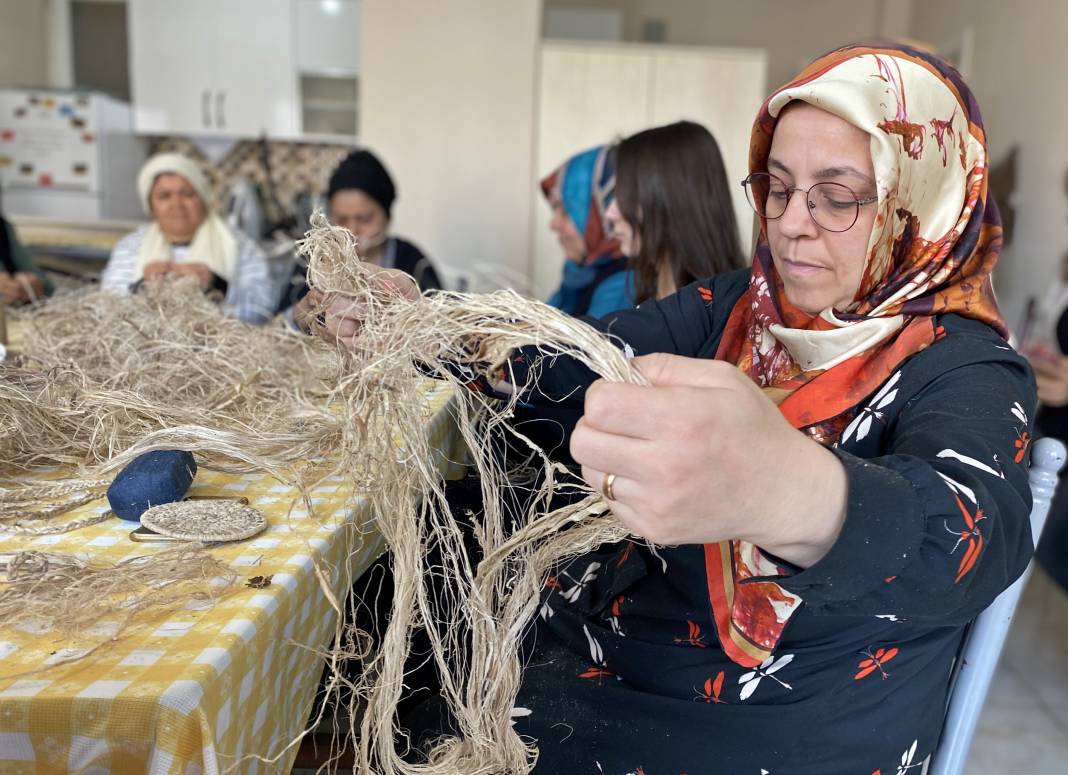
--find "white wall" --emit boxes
[544,0,913,92]
[0,0,49,89]
[909,0,1068,329]
[359,0,542,285]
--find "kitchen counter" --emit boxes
[9,215,145,277]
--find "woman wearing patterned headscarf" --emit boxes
[326,42,1036,772]
[510,42,1033,772]
[541,144,635,318]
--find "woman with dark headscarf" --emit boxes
[542,144,634,318]
[328,42,1035,772]
[286,150,441,327]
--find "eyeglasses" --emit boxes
[741,172,878,233]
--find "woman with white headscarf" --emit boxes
[102,153,273,323]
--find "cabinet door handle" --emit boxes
[202,89,212,128]
[215,90,226,129]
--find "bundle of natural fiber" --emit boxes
[0,545,235,677]
[0,286,320,676]
[0,278,353,529]
[1,214,641,773]
[297,213,639,774]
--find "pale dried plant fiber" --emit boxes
[0,213,646,773]
[0,281,344,677]
[0,545,236,678]
[297,212,645,774]
[0,278,354,531]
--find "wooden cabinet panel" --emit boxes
[533,43,652,299]
[650,49,766,256]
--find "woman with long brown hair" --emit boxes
[606,120,746,304]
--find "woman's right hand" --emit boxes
[322,265,419,351]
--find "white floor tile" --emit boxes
[968,567,1068,773]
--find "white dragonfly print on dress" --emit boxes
[936,448,1004,479]
[841,370,902,444]
[936,470,977,504]
[646,544,668,573]
[895,739,923,773]
[509,706,531,727]
[560,561,601,603]
[737,653,795,701]
[579,624,617,683]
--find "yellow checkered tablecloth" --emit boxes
[0,382,464,774]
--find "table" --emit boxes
[0,382,464,774]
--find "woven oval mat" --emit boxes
[140,500,268,542]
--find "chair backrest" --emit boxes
[927,436,1066,775]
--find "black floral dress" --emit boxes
[495,269,1037,775]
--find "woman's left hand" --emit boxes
[570,353,848,567]
[167,261,215,290]
[0,272,43,304]
[0,272,21,303]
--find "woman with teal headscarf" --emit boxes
[540,144,634,318]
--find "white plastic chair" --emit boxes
[927,435,1066,775]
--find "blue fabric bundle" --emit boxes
[107,450,197,522]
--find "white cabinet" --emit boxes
[210,0,298,137]
[128,0,297,137]
[532,41,767,299]
[294,0,361,138]
[127,0,216,134]
[294,0,361,74]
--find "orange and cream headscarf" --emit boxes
[707,42,1006,667]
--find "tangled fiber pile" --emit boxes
[298,214,641,774]
[0,545,235,676]
[0,277,351,530]
[0,283,310,674]
[0,214,643,773]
